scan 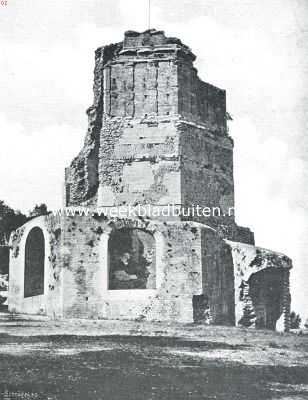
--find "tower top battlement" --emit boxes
[95,29,196,68]
[92,29,226,130]
[121,29,195,60]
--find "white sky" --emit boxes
[0,0,307,320]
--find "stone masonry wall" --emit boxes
[59,216,236,323]
[60,216,205,322]
[65,29,230,212]
[9,214,236,324]
[8,214,289,328]
[97,116,181,206]
[226,240,292,331]
[177,120,254,243]
[178,62,226,133]
[201,228,235,325]
[65,43,121,205]
[63,29,255,243]
[8,215,63,317]
[106,56,178,118]
[179,121,234,227]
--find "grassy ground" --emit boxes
[0,316,308,400]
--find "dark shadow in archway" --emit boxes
[24,227,45,298]
[108,228,156,290]
[249,268,283,330]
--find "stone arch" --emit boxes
[247,268,284,330]
[99,220,165,293]
[24,227,45,298]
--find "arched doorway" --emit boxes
[24,227,45,298]
[249,268,283,330]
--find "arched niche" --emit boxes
[24,227,45,298]
[248,268,284,330]
[108,228,156,290]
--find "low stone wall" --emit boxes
[8,215,236,324]
[60,216,205,322]
[8,215,290,329]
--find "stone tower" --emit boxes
[65,29,253,244]
[9,30,292,330]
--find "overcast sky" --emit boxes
[0,0,307,320]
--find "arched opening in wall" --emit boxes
[108,228,156,290]
[24,227,45,298]
[248,268,284,330]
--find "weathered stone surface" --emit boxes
[9,215,234,323]
[226,241,292,331]
[64,29,249,241]
[8,215,62,317]
[8,29,292,330]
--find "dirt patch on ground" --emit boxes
[0,318,308,399]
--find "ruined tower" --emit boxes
[65,29,253,244]
[9,30,292,331]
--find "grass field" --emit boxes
[0,316,308,400]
